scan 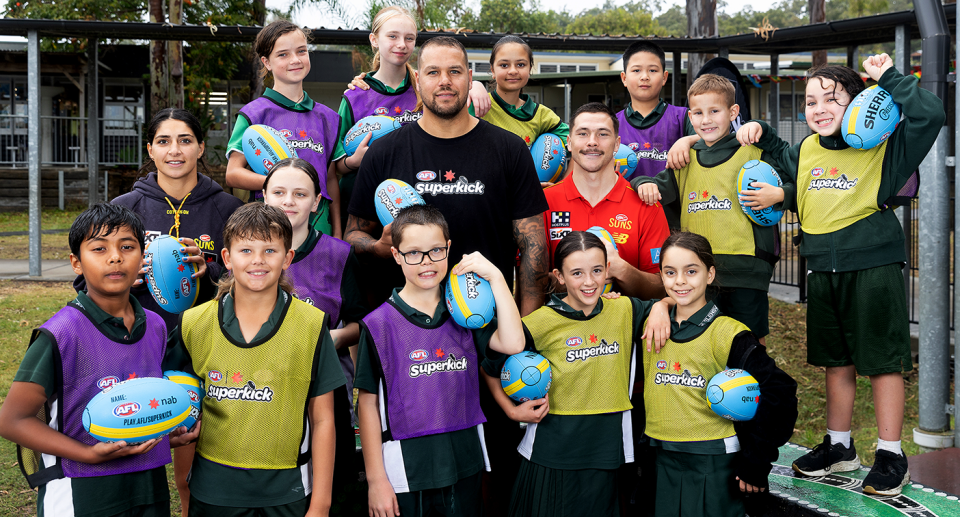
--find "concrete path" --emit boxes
[0,259,75,281]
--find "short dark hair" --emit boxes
[263,157,322,198]
[554,231,607,272]
[418,36,468,69]
[69,203,146,257]
[570,102,619,134]
[660,231,715,272]
[807,65,866,106]
[622,40,666,70]
[392,205,450,249]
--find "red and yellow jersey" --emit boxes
[544,175,670,275]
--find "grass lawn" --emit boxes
[0,282,930,516]
[0,210,81,261]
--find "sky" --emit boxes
[266,0,762,30]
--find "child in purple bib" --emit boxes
[356,205,525,517]
[0,204,199,517]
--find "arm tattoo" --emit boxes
[344,215,383,257]
[513,214,548,316]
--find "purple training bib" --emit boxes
[363,301,485,440]
[286,234,351,325]
[240,98,339,200]
[39,304,170,478]
[617,105,686,180]
[342,86,421,125]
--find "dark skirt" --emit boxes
[651,448,744,517]
[508,456,620,517]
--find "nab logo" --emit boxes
[208,370,223,382]
[375,107,388,115]
[688,191,697,200]
[188,390,200,403]
[97,376,120,390]
[409,349,429,361]
[566,336,583,347]
[113,402,140,418]
[417,170,437,181]
[656,360,668,370]
[811,167,825,178]
[278,129,293,139]
[181,278,191,297]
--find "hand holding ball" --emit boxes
[841,85,900,150]
[445,265,496,329]
[145,235,199,314]
[83,377,194,443]
[501,352,552,403]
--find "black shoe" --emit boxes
[792,435,861,476]
[863,449,911,496]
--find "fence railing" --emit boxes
[0,114,142,167]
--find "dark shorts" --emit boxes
[396,470,483,517]
[709,287,769,338]
[650,448,743,517]
[111,501,171,517]
[508,457,619,517]
[188,495,308,517]
[806,264,912,375]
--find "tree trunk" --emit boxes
[168,0,184,109]
[247,0,267,103]
[686,0,717,85]
[149,0,168,115]
[809,0,827,68]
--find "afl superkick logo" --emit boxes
[463,272,481,299]
[409,354,469,378]
[287,138,325,154]
[687,196,733,214]
[394,110,422,124]
[808,173,858,191]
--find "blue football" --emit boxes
[841,85,901,150]
[241,124,298,175]
[83,377,193,443]
[144,235,199,314]
[343,115,402,157]
[501,352,552,403]
[163,370,203,431]
[706,369,760,422]
[614,144,639,177]
[445,265,496,329]
[737,160,784,227]
[585,226,618,294]
[373,179,425,227]
[530,133,567,183]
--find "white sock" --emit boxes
[827,429,851,449]
[877,438,902,455]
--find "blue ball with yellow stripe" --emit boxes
[83,377,193,443]
[586,226,617,294]
[163,370,203,430]
[841,84,900,150]
[445,265,495,329]
[501,351,552,403]
[241,124,298,175]
[614,144,639,177]
[705,369,760,422]
[343,115,402,157]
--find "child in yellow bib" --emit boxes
[644,231,797,517]
[485,231,672,516]
[737,54,944,496]
[163,203,346,516]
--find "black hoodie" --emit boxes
[75,172,244,331]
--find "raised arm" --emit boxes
[513,214,548,316]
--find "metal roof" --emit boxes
[0,4,954,54]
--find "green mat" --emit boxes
[760,443,960,517]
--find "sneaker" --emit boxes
[792,435,861,476]
[863,449,911,496]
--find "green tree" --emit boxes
[566,0,663,36]
[655,5,687,37]
[463,0,567,33]
[3,0,145,50]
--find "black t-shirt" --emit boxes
[349,119,548,287]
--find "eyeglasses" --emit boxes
[396,246,448,265]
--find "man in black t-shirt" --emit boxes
[346,36,548,316]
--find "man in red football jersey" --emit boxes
[544,102,669,299]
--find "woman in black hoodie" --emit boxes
[75,107,243,515]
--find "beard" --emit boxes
[422,87,468,120]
